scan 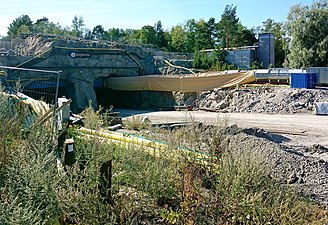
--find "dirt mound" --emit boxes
[227,132,328,207]
[195,86,328,114]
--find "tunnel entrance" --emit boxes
[96,88,177,109]
[94,77,177,109]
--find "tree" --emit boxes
[285,0,328,68]
[71,15,85,38]
[154,21,167,49]
[17,25,31,35]
[170,25,186,52]
[106,28,126,42]
[7,15,33,37]
[217,5,239,48]
[235,24,257,47]
[31,17,69,36]
[184,19,197,52]
[92,25,105,40]
[32,17,49,33]
[120,29,141,45]
[164,31,172,51]
[194,18,215,50]
[139,25,157,46]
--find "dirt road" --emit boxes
[121,109,328,147]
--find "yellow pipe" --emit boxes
[79,127,217,170]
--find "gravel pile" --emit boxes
[196,87,328,114]
[227,132,328,207]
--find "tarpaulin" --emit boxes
[104,71,255,92]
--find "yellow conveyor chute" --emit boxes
[104,71,255,92]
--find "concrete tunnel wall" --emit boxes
[1,46,165,112]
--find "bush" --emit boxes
[0,126,60,225]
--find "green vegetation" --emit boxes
[0,97,327,224]
[192,49,236,70]
[285,0,328,68]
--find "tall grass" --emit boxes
[0,88,24,177]
[0,99,327,224]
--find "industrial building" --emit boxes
[204,33,275,69]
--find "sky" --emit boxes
[0,0,314,36]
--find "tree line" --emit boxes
[2,1,328,69]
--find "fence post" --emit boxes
[100,160,112,205]
[64,138,75,166]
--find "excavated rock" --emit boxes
[226,132,328,207]
[195,87,328,114]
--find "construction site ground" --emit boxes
[119,108,328,207]
[120,110,327,147]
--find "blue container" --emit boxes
[290,73,316,88]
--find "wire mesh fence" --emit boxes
[12,76,59,105]
[0,66,62,138]
[0,39,22,56]
[0,66,61,106]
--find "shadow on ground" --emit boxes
[243,127,290,144]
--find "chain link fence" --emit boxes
[0,66,61,106]
[0,39,22,56]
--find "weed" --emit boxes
[123,115,150,131]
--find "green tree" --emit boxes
[217,5,239,48]
[235,24,257,47]
[17,25,31,35]
[91,25,105,40]
[285,0,328,68]
[32,17,49,33]
[154,21,167,48]
[184,19,197,52]
[120,29,141,45]
[196,18,216,50]
[32,17,69,36]
[7,15,33,37]
[105,28,126,42]
[71,15,85,38]
[139,25,157,46]
[170,25,186,52]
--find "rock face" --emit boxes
[195,87,328,114]
[1,34,194,112]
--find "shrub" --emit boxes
[0,127,60,225]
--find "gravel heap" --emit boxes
[227,131,328,207]
[196,86,328,114]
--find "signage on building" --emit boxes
[69,52,91,58]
